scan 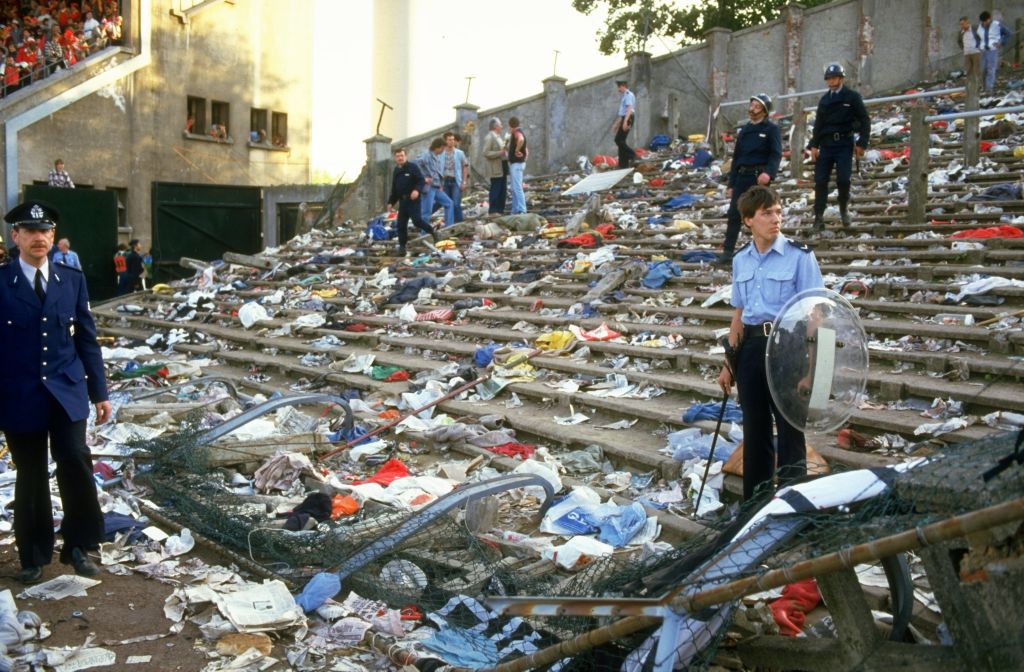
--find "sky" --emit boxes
[311,0,672,181]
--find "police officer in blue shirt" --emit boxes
[808,63,871,232]
[613,80,637,169]
[717,186,824,500]
[0,200,111,584]
[719,93,782,266]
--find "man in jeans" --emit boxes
[507,117,528,214]
[439,132,469,222]
[416,138,454,229]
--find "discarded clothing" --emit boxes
[281,492,333,531]
[488,442,536,460]
[769,579,821,636]
[683,399,743,424]
[661,193,701,210]
[386,277,437,304]
[641,260,682,289]
[950,225,1023,239]
[351,458,410,486]
[966,182,1022,202]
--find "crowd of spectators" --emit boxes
[1,0,123,99]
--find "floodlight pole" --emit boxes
[375,98,393,136]
[464,76,475,104]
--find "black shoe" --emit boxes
[15,566,42,584]
[431,228,439,244]
[69,548,99,577]
[714,254,733,267]
[812,215,825,233]
[840,208,851,227]
[395,246,406,257]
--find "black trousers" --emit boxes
[814,142,853,217]
[615,114,636,168]
[396,197,432,247]
[736,334,806,500]
[5,396,103,568]
[724,172,759,256]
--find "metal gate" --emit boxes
[151,183,262,281]
[23,185,119,300]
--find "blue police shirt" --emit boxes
[618,89,636,117]
[731,234,823,325]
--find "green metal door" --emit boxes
[151,183,262,281]
[23,185,119,300]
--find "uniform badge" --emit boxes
[70,324,75,337]
[30,204,45,219]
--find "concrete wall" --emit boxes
[8,0,314,249]
[381,0,1019,185]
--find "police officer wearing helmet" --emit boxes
[719,93,782,266]
[808,63,870,232]
[0,200,111,584]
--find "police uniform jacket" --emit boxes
[728,119,782,189]
[387,161,426,206]
[0,260,108,433]
[808,86,871,150]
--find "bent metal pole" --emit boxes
[482,496,1024,672]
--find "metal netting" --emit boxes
[137,425,1024,671]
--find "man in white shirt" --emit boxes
[979,11,1011,92]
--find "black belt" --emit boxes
[743,322,773,339]
[829,132,854,142]
[736,165,765,175]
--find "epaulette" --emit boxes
[736,241,752,253]
[55,261,83,272]
[788,239,813,253]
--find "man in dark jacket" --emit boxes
[1,200,111,584]
[719,93,782,265]
[387,147,436,257]
[808,63,871,232]
[117,238,143,294]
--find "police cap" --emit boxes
[3,200,59,230]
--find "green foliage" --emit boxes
[573,0,834,55]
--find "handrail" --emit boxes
[802,86,966,113]
[719,87,828,108]
[926,104,1024,122]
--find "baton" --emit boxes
[694,390,730,516]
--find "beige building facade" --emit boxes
[2,0,314,250]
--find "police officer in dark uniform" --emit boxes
[719,93,782,266]
[387,147,437,257]
[808,63,871,232]
[0,200,111,584]
[717,186,823,500]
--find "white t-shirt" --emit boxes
[962,26,981,55]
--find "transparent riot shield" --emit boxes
[765,289,868,433]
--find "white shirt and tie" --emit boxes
[19,257,49,291]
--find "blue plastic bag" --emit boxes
[294,571,340,612]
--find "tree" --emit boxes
[572,0,834,55]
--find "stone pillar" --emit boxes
[781,3,805,116]
[455,102,480,181]
[705,27,732,155]
[921,0,942,82]
[627,51,652,148]
[964,70,980,167]
[857,0,876,95]
[542,75,568,173]
[667,93,680,140]
[364,134,393,215]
